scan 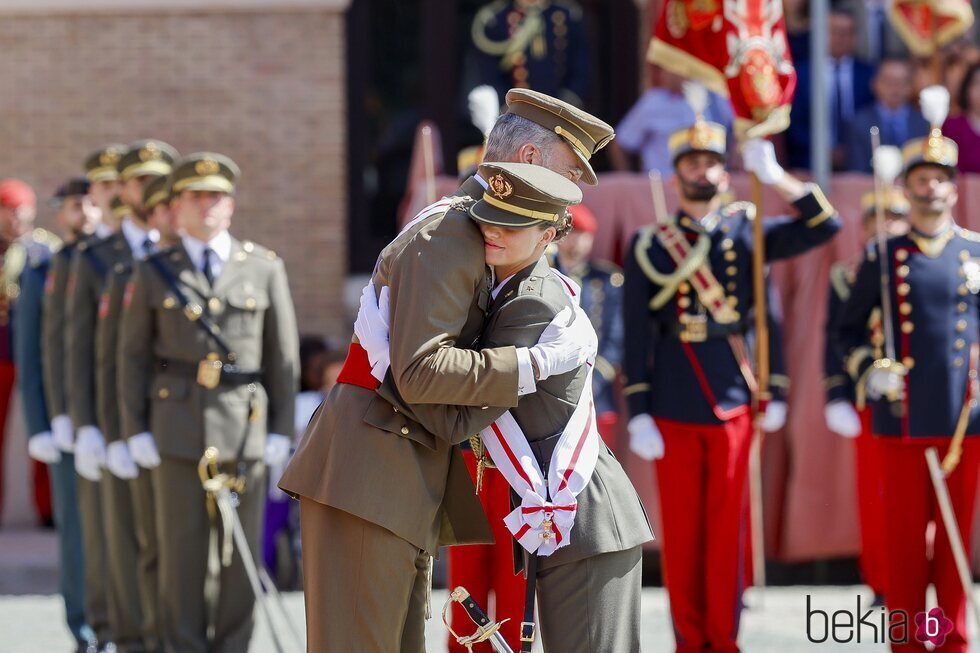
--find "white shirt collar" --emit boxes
[474,173,489,190]
[182,229,232,271]
[94,222,113,239]
[491,273,514,300]
[120,218,159,258]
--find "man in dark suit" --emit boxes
[847,58,930,172]
[786,5,876,170]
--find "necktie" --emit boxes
[203,247,215,286]
[833,61,845,145]
[142,237,154,257]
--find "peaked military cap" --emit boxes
[51,177,91,206]
[669,119,727,165]
[85,144,127,183]
[504,88,614,186]
[901,129,958,177]
[470,161,583,228]
[170,152,240,195]
[143,174,173,211]
[117,139,179,182]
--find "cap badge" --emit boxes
[99,149,121,166]
[139,143,161,162]
[195,159,220,176]
[488,174,513,199]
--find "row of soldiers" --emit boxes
[18,141,298,653]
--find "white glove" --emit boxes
[824,399,862,438]
[28,432,62,464]
[760,400,788,432]
[742,139,785,184]
[264,433,292,467]
[867,367,905,401]
[106,441,139,480]
[51,414,74,452]
[528,306,599,382]
[628,414,665,461]
[74,426,106,482]
[468,85,501,138]
[353,282,391,383]
[129,432,161,469]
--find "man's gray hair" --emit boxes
[483,113,565,162]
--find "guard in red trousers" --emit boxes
[623,117,840,653]
[836,108,980,652]
[0,179,53,526]
[823,189,909,603]
[445,444,527,653]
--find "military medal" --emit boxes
[197,352,223,389]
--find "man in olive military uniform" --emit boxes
[68,139,178,653]
[280,88,611,651]
[623,120,840,653]
[119,153,298,653]
[44,148,120,652]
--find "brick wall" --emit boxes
[0,3,349,338]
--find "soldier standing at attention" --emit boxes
[623,118,840,653]
[835,89,980,652]
[28,178,101,652]
[68,140,178,653]
[119,153,298,653]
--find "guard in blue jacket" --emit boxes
[622,117,840,653]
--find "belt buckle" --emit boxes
[679,313,708,343]
[519,621,535,643]
[197,352,223,389]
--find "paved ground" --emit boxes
[3,529,978,652]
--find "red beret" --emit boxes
[568,203,598,234]
[0,179,36,208]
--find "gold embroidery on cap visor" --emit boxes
[470,193,563,227]
[86,166,120,183]
[172,175,234,194]
[145,190,169,210]
[120,161,172,182]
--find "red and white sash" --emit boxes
[478,271,601,557]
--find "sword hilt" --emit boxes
[443,586,509,649]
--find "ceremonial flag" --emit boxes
[648,0,796,139]
[890,0,973,57]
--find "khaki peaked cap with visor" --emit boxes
[470,162,583,228]
[117,139,179,182]
[170,152,240,195]
[85,143,128,183]
[143,174,173,211]
[504,88,614,186]
[668,120,727,165]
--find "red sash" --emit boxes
[336,343,380,391]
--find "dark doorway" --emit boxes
[346,0,642,273]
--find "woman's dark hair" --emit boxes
[958,62,980,114]
[538,211,573,241]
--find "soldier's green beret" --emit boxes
[117,140,179,182]
[84,144,127,183]
[170,152,240,195]
[470,161,582,229]
[504,88,614,186]
[143,175,173,211]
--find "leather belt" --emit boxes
[665,320,747,342]
[157,358,263,386]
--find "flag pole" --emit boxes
[749,171,769,596]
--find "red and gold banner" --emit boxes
[648,0,796,139]
[890,0,973,57]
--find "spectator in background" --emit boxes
[786,5,875,170]
[943,41,980,115]
[608,67,733,175]
[852,0,908,63]
[943,62,980,173]
[848,58,929,172]
[784,0,811,63]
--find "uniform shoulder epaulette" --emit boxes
[147,245,179,262]
[957,228,980,243]
[240,240,277,261]
[721,201,755,219]
[518,275,546,297]
[829,261,852,301]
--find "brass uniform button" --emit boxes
[897,283,910,296]
[724,251,737,261]
[726,296,738,308]
[163,297,176,309]
[721,238,734,249]
[961,250,971,262]
[678,297,691,309]
[899,303,912,315]
[957,319,968,332]
[955,338,966,350]
[208,298,221,312]
[400,426,409,435]
[679,282,691,294]
[901,322,914,334]
[959,302,968,312]
[954,357,964,368]
[959,285,969,296]
[159,388,170,399]
[896,249,909,262]
[902,356,915,369]
[726,266,737,276]
[897,265,910,278]
[245,297,257,309]
[726,282,737,291]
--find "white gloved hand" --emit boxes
[866,367,905,400]
[628,414,665,461]
[353,282,391,382]
[264,433,292,467]
[760,400,788,432]
[468,85,501,138]
[74,426,106,482]
[129,433,162,469]
[28,432,62,464]
[742,139,785,184]
[824,399,862,438]
[529,306,599,381]
[106,441,139,480]
[51,414,74,452]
